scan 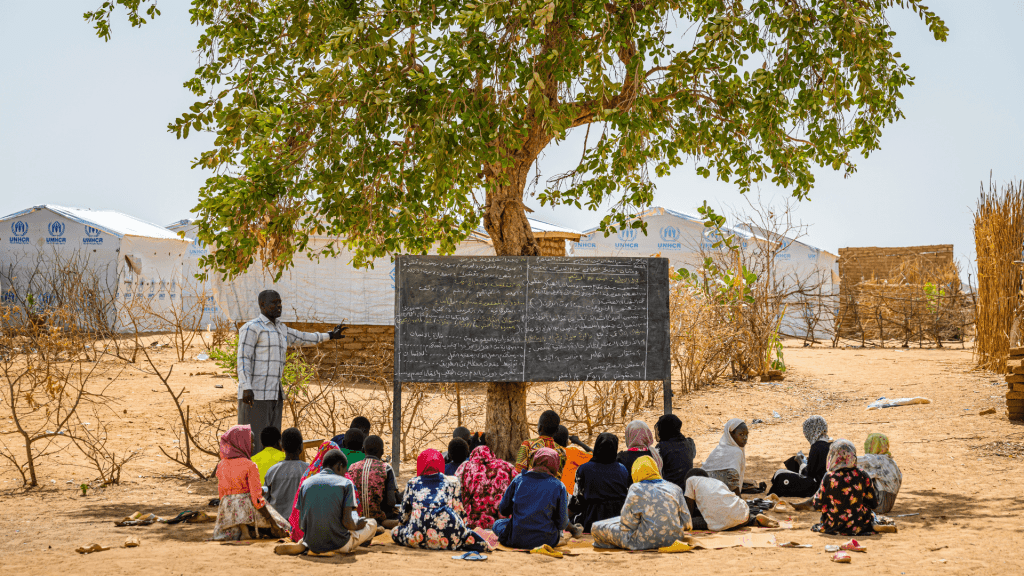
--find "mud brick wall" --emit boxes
[288,322,395,378]
[537,238,567,257]
[837,245,954,285]
[836,245,955,337]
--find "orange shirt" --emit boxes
[560,446,593,494]
[217,458,266,509]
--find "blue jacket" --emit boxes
[497,471,568,549]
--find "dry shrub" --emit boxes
[670,284,734,392]
[535,380,661,439]
[974,178,1024,371]
[848,257,971,347]
[0,250,130,487]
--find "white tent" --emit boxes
[166,219,228,326]
[0,205,192,332]
[570,207,838,338]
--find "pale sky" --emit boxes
[2,1,1022,279]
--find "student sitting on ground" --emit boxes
[701,418,749,495]
[445,437,471,476]
[515,410,567,474]
[391,449,489,551]
[494,448,582,549]
[768,415,832,498]
[340,428,366,467]
[592,456,691,550]
[456,439,517,530]
[213,425,291,540]
[812,440,887,535]
[251,426,286,484]
[276,449,377,555]
[346,435,401,529]
[655,414,696,490]
[857,432,902,514]
[287,439,340,543]
[444,427,472,462]
[573,433,630,532]
[554,425,592,495]
[683,468,775,531]
[616,420,663,482]
[264,427,308,519]
[331,416,371,449]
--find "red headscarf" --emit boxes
[531,447,560,476]
[219,424,253,460]
[417,448,445,476]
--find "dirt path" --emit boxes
[3,345,1023,575]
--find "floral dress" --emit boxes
[811,466,878,535]
[591,479,691,550]
[456,446,516,529]
[390,473,489,551]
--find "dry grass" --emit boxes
[974,177,1024,371]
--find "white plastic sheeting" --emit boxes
[0,205,192,333]
[166,219,228,326]
[210,235,496,326]
[570,207,838,338]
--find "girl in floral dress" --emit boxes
[391,449,490,551]
[591,456,691,550]
[455,444,516,529]
[811,439,879,535]
[212,425,291,540]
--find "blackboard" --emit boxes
[393,256,670,383]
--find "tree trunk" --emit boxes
[481,171,542,461]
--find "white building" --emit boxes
[0,205,192,332]
[570,206,838,337]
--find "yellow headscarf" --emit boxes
[864,433,891,458]
[631,455,662,483]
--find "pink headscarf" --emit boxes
[417,449,445,476]
[219,425,253,460]
[625,420,663,471]
[531,447,560,476]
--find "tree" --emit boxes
[87,0,946,459]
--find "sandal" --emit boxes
[451,551,488,561]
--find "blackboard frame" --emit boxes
[390,255,673,476]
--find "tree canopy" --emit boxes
[88,0,945,277]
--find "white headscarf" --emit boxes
[701,418,747,489]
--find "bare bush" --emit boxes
[670,285,735,392]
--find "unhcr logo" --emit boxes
[658,226,682,250]
[188,238,207,254]
[573,240,596,249]
[46,221,66,244]
[9,220,29,244]
[83,225,104,245]
[615,228,639,249]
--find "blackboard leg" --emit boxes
[663,375,673,415]
[392,378,402,478]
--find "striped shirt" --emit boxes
[237,314,328,401]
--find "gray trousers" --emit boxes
[238,391,283,453]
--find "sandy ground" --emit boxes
[3,342,1024,575]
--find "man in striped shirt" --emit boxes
[237,290,346,451]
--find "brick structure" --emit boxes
[836,245,956,337]
[536,237,568,256]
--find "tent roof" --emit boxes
[525,217,583,240]
[1,205,186,241]
[580,206,758,240]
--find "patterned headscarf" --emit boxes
[219,424,253,460]
[417,448,445,476]
[288,439,340,542]
[864,433,891,458]
[826,439,859,473]
[802,415,830,445]
[624,420,663,471]
[531,447,561,476]
[631,455,662,483]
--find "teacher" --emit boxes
[237,289,346,452]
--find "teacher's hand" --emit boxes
[328,323,348,340]
[242,389,254,407]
